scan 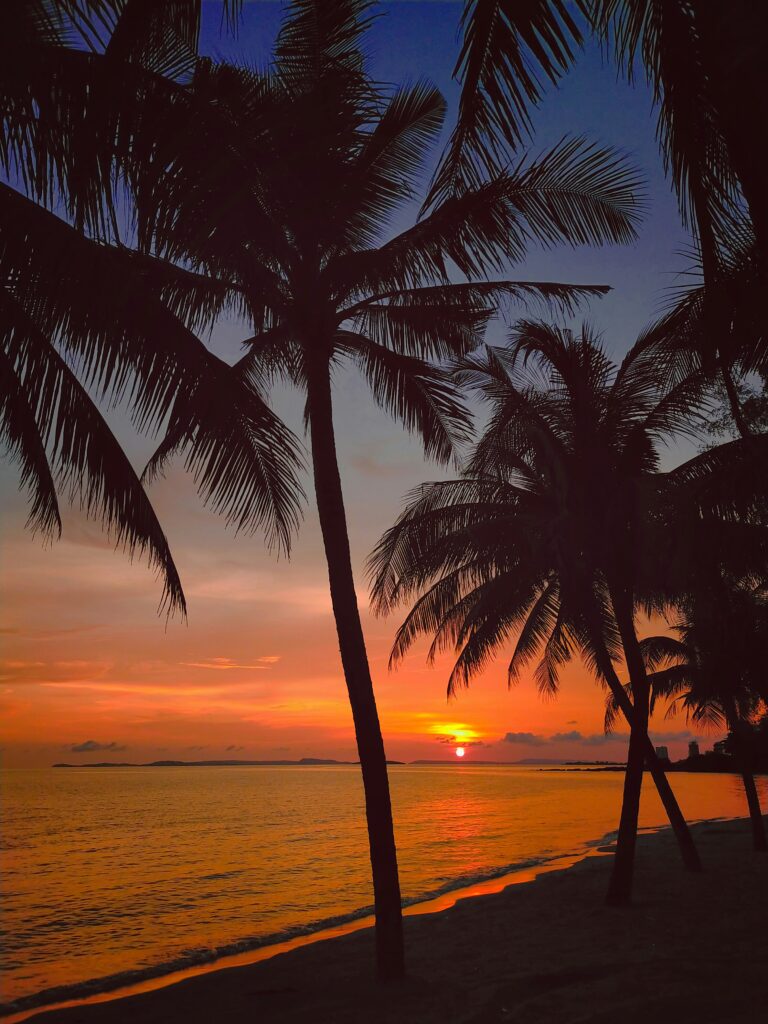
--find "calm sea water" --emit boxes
[1,765,765,1011]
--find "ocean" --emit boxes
[1,765,764,1013]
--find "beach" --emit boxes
[16,817,767,1024]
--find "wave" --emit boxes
[0,845,602,1018]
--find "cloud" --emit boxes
[501,730,631,748]
[348,453,404,478]
[550,730,629,746]
[70,740,126,753]
[586,733,627,745]
[181,657,280,670]
[225,744,245,752]
[436,735,487,747]
[649,730,702,743]
[502,732,547,746]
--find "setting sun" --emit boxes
[455,747,465,758]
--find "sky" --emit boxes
[0,1,715,767]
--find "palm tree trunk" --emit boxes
[582,599,702,872]
[694,1,768,255]
[306,357,404,981]
[724,702,767,853]
[641,741,701,869]
[740,769,767,852]
[605,583,650,906]
[720,363,752,440]
[606,673,700,871]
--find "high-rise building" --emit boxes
[688,740,700,758]
[655,745,670,762]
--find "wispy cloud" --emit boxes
[436,735,487,747]
[502,729,705,748]
[503,730,625,747]
[70,739,126,753]
[502,731,548,747]
[181,657,280,670]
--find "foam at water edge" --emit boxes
[0,842,606,1019]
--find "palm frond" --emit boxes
[341,332,473,465]
[507,578,560,684]
[504,136,644,249]
[143,359,305,553]
[426,0,588,207]
[5,301,186,614]
[337,80,446,250]
[533,603,573,698]
[0,344,61,536]
[639,634,689,672]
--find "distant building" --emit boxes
[713,739,729,756]
[655,746,670,762]
[688,740,700,758]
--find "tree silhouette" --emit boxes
[433,3,767,243]
[370,324,768,903]
[1,1,302,611]
[432,3,768,439]
[609,583,768,852]
[124,0,644,976]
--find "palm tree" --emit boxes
[433,2,768,436]
[624,200,766,441]
[435,3,767,241]
[1,1,302,611]
[124,0,644,976]
[615,584,768,852]
[370,323,768,903]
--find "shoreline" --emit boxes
[6,815,767,1023]
[2,837,618,1022]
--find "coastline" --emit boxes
[2,840,613,1021]
[5,816,767,1024]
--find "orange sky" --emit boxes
[0,369,710,768]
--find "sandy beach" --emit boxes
[15,817,766,1024]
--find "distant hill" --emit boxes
[409,759,554,766]
[51,758,406,768]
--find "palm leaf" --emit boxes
[426,0,588,206]
[341,332,473,464]
[142,359,305,552]
[5,299,186,614]
[0,345,61,536]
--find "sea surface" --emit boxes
[1,765,765,1012]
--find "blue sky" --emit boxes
[200,0,692,355]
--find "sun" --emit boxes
[455,747,465,758]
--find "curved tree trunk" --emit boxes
[307,357,404,981]
[642,740,701,870]
[605,584,650,906]
[606,674,700,871]
[724,702,767,853]
[720,363,752,440]
[582,599,702,872]
[740,769,767,852]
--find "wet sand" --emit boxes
[15,818,768,1024]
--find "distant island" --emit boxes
[51,753,765,772]
[53,758,404,768]
[408,758,621,766]
[52,757,619,768]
